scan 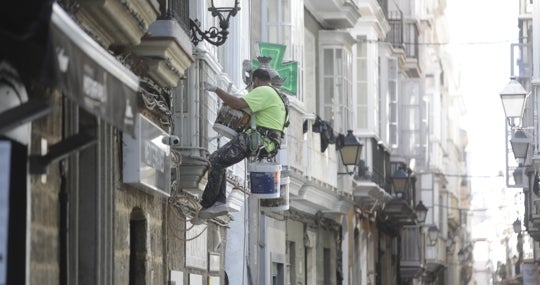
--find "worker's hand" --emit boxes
[203,81,217,92]
[242,60,252,72]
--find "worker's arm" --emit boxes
[204,81,249,110]
[214,88,249,109]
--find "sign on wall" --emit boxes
[51,4,139,136]
[123,114,171,196]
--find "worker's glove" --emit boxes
[203,81,217,92]
[242,60,253,72]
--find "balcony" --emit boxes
[287,112,352,216]
[131,19,194,87]
[171,146,210,194]
[530,196,540,231]
[386,11,421,77]
[401,225,446,280]
[424,234,446,273]
[353,140,393,211]
[76,0,160,48]
[304,0,361,29]
[383,198,416,227]
[400,226,423,280]
[526,220,540,240]
[357,0,389,35]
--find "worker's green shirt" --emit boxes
[242,86,286,131]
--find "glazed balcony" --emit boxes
[530,196,540,231]
[401,225,447,279]
[424,234,447,273]
[304,0,361,29]
[400,226,423,280]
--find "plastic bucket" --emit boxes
[260,169,289,211]
[249,162,281,199]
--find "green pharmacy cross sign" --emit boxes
[253,42,298,95]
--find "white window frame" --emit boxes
[387,57,398,148]
[318,32,355,133]
[356,39,368,129]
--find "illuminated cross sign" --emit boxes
[252,42,298,95]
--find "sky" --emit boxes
[445,0,524,275]
[446,0,518,178]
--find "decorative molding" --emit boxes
[304,0,361,29]
[131,19,195,87]
[77,0,160,47]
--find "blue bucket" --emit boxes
[260,168,289,211]
[249,162,281,199]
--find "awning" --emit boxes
[50,3,139,136]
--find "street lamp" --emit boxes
[512,218,524,275]
[513,165,524,186]
[392,166,410,196]
[189,0,241,46]
[499,77,527,127]
[510,129,530,159]
[337,130,363,175]
[427,225,439,246]
[513,218,522,234]
[415,200,428,224]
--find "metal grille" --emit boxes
[158,0,189,31]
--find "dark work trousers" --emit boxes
[200,132,252,209]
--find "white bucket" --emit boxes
[260,172,290,211]
[248,161,281,199]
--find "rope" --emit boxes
[167,193,208,242]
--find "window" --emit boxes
[400,79,421,157]
[286,241,296,285]
[302,31,316,107]
[357,40,368,129]
[129,209,147,285]
[272,262,285,285]
[388,58,398,148]
[323,248,331,284]
[320,46,352,132]
[262,0,294,59]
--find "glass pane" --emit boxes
[282,25,292,51]
[324,49,334,75]
[357,41,366,56]
[282,0,290,21]
[268,25,278,43]
[267,0,279,22]
[358,58,367,80]
[324,78,334,105]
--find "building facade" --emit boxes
[0,1,472,285]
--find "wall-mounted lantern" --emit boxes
[392,166,410,196]
[510,129,530,159]
[415,200,428,224]
[499,77,527,127]
[189,0,240,46]
[427,225,439,246]
[337,130,363,175]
